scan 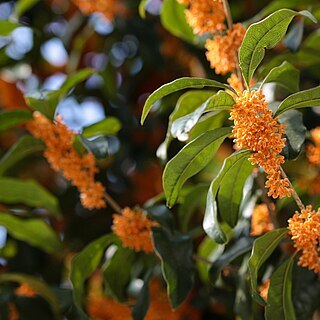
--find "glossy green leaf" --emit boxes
[239,9,317,86]
[160,0,195,44]
[0,135,44,176]
[279,110,306,160]
[0,273,60,320]
[71,234,119,319]
[0,110,33,132]
[248,228,288,304]
[209,237,253,283]
[265,255,296,320]
[146,205,175,232]
[0,212,62,254]
[260,61,299,93]
[14,0,40,17]
[0,177,60,217]
[163,127,231,208]
[0,21,20,36]
[141,77,234,124]
[82,117,121,138]
[217,152,252,227]
[275,86,320,116]
[152,227,194,308]
[203,151,251,243]
[103,246,135,302]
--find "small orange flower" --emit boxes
[288,205,320,273]
[230,90,292,199]
[227,73,255,94]
[258,279,270,302]
[112,207,158,253]
[72,0,126,21]
[250,204,274,236]
[306,127,320,166]
[26,112,106,210]
[184,0,225,35]
[15,283,37,297]
[205,23,246,75]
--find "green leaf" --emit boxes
[283,18,304,52]
[0,177,61,217]
[141,77,234,124]
[0,110,33,132]
[217,152,252,227]
[152,227,194,308]
[0,135,44,176]
[163,127,231,208]
[239,9,317,86]
[171,91,234,141]
[0,21,20,37]
[260,61,299,93]
[203,150,251,243]
[138,0,148,18]
[0,273,60,320]
[160,0,195,44]
[26,69,95,119]
[82,117,121,138]
[146,205,175,232]
[103,246,135,302]
[248,228,288,304]
[279,110,306,160]
[14,0,40,17]
[275,86,320,116]
[209,237,253,283]
[70,234,119,319]
[0,212,62,254]
[265,255,296,320]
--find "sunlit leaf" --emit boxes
[0,21,20,36]
[82,117,121,138]
[0,110,33,132]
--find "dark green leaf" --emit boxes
[0,212,62,254]
[265,255,296,320]
[0,136,43,176]
[70,234,119,319]
[0,110,33,132]
[0,177,60,217]
[260,61,299,93]
[160,0,195,44]
[163,127,231,208]
[275,86,320,116]
[248,228,288,304]
[103,246,135,302]
[239,9,317,86]
[0,21,20,36]
[82,117,121,138]
[203,151,251,243]
[279,110,306,160]
[141,77,234,124]
[152,227,194,308]
[146,205,175,232]
[0,273,60,320]
[14,0,40,17]
[78,135,115,159]
[209,237,253,283]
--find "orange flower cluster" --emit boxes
[230,90,292,199]
[15,283,37,297]
[112,207,158,253]
[306,127,320,166]
[258,279,270,302]
[72,0,126,21]
[178,0,225,35]
[205,23,246,75]
[26,112,106,210]
[250,204,274,236]
[288,205,320,273]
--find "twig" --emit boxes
[104,192,122,214]
[279,166,305,211]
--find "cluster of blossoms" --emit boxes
[250,204,274,236]
[205,23,246,75]
[306,127,320,166]
[177,0,225,35]
[15,283,37,297]
[112,207,158,253]
[230,90,292,199]
[26,112,106,210]
[72,0,126,21]
[288,205,320,273]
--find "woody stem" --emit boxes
[221,0,246,91]
[104,192,122,214]
[279,166,305,211]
